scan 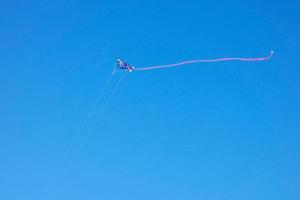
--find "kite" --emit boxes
[116,58,135,72]
[116,51,274,72]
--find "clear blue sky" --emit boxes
[1,0,300,199]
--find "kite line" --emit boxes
[40,67,124,196]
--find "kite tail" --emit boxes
[134,51,274,71]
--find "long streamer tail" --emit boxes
[134,51,274,71]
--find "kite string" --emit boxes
[62,72,127,171]
[135,51,274,71]
[40,68,116,195]
[58,71,115,165]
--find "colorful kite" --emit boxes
[116,51,274,72]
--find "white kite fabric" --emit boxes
[116,51,274,72]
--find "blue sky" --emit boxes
[1,0,300,199]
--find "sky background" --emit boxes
[1,0,300,199]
